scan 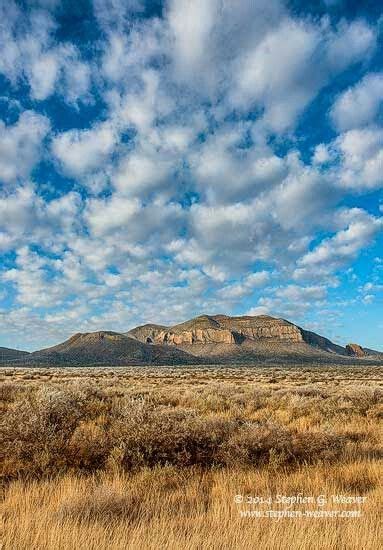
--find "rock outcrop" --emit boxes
[129,315,305,346]
[157,327,238,345]
[128,323,169,344]
[345,343,365,357]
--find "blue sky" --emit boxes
[0,0,382,351]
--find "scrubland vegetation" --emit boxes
[1,365,382,549]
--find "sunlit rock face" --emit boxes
[129,314,304,346]
[345,343,365,357]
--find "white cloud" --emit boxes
[191,125,287,203]
[85,195,142,235]
[239,18,376,132]
[113,148,174,197]
[312,144,332,165]
[325,20,376,72]
[93,0,145,32]
[271,153,338,230]
[52,122,116,180]
[0,186,81,252]
[331,72,383,131]
[166,0,222,89]
[0,1,381,350]
[217,271,270,300]
[334,127,383,190]
[115,70,165,131]
[85,194,185,248]
[295,210,382,279]
[247,284,327,319]
[276,284,326,302]
[231,18,319,131]
[3,247,67,307]
[0,111,50,184]
[362,294,374,304]
[28,51,60,100]
[28,44,91,104]
[0,2,91,103]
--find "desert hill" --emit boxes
[0,346,30,361]
[4,331,200,366]
[127,314,382,364]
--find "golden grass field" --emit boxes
[1,365,382,549]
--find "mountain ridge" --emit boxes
[0,346,30,361]
[3,331,200,366]
[1,314,382,366]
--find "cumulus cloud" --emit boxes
[334,127,383,190]
[312,144,333,165]
[0,2,91,103]
[167,0,284,96]
[0,1,382,349]
[294,210,383,279]
[217,271,270,300]
[0,111,50,184]
[3,247,66,307]
[113,148,174,197]
[0,186,82,252]
[247,284,327,319]
[231,18,320,131]
[191,124,287,203]
[165,1,377,132]
[331,72,383,131]
[325,19,376,71]
[85,194,185,250]
[259,19,375,131]
[52,122,117,180]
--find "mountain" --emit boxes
[4,331,200,366]
[127,314,382,364]
[0,346,29,361]
[1,315,381,367]
[128,315,303,345]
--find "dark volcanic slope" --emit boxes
[0,346,30,362]
[13,331,201,366]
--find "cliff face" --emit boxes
[128,324,169,344]
[156,328,238,345]
[129,315,304,346]
[346,343,365,357]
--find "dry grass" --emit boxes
[1,365,382,549]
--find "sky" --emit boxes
[0,0,382,352]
